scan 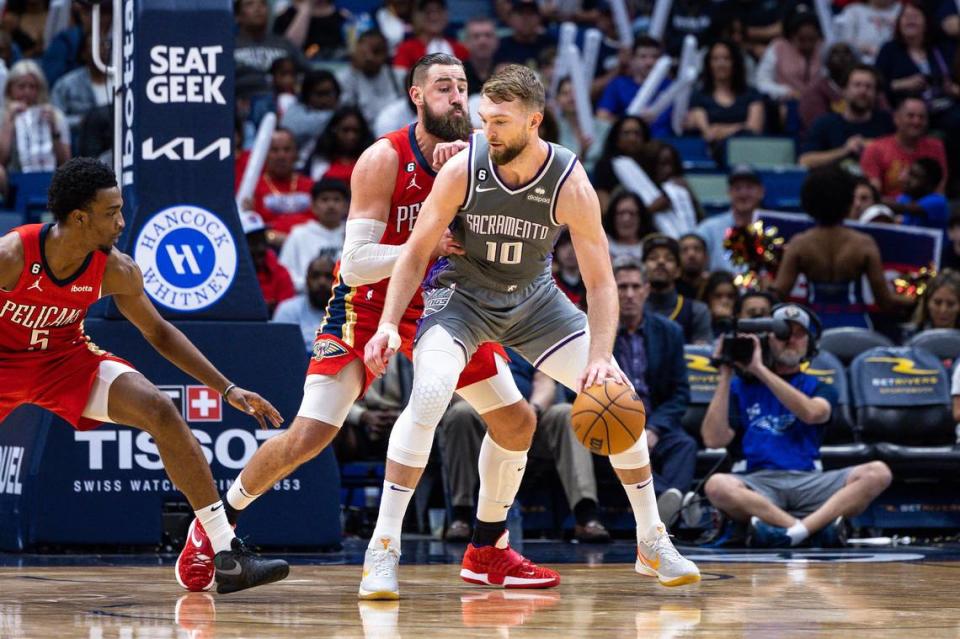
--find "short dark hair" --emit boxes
[311,177,350,199]
[701,270,737,304]
[734,289,777,316]
[679,232,707,252]
[411,53,464,87]
[300,69,340,104]
[843,63,878,88]
[913,157,943,191]
[48,158,118,223]
[612,256,647,281]
[633,35,662,53]
[801,165,855,227]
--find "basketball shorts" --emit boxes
[738,468,852,517]
[0,346,136,431]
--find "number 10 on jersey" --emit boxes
[485,241,523,265]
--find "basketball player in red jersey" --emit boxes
[0,158,288,594]
[177,54,557,597]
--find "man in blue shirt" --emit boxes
[596,36,674,139]
[701,304,892,547]
[889,158,949,230]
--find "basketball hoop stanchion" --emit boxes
[0,0,341,552]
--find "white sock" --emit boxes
[194,501,235,554]
[787,521,810,546]
[476,434,528,523]
[368,480,414,550]
[622,478,662,544]
[226,475,260,511]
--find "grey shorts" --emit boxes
[417,268,586,366]
[737,468,852,517]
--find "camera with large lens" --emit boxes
[713,318,791,367]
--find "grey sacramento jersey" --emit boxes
[447,132,578,291]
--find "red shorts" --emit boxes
[307,318,507,395]
[0,346,133,431]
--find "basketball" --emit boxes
[570,380,646,456]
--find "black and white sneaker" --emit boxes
[214,537,289,594]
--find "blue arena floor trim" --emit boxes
[2,538,960,568]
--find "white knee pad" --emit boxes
[386,327,466,468]
[609,429,650,470]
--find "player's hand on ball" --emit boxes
[226,387,283,430]
[365,324,400,377]
[432,140,468,169]
[577,358,630,392]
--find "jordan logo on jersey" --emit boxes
[27,278,42,292]
[406,174,421,191]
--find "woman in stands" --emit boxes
[772,165,913,330]
[908,270,960,335]
[701,271,738,337]
[281,70,341,167]
[602,189,655,262]
[0,60,71,199]
[686,39,764,159]
[755,10,823,132]
[640,140,704,237]
[307,105,373,183]
[591,114,650,212]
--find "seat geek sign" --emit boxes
[146,45,226,104]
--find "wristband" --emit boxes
[222,383,237,399]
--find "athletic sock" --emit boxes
[471,519,506,547]
[368,480,414,550]
[225,475,260,526]
[622,478,662,544]
[194,501,235,554]
[787,521,810,546]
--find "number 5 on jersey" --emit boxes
[485,241,523,265]
[29,329,49,351]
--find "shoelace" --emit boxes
[371,549,399,578]
[650,533,683,563]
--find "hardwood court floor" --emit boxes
[2,560,960,638]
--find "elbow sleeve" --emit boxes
[338,218,403,286]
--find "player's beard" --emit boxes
[422,102,471,141]
[489,133,527,166]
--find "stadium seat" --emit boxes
[661,136,717,171]
[803,351,874,469]
[686,174,729,214]
[850,346,960,474]
[758,168,807,211]
[726,137,796,169]
[7,171,54,222]
[681,344,730,474]
[905,328,960,370]
[819,327,894,366]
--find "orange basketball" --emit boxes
[570,380,646,456]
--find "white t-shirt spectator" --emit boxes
[835,2,902,64]
[278,220,345,292]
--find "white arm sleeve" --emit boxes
[338,218,404,286]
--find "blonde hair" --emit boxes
[913,269,960,329]
[481,64,545,112]
[4,60,50,111]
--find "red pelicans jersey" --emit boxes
[0,224,128,429]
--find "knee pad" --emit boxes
[609,430,650,470]
[478,435,528,506]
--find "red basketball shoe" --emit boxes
[460,532,560,589]
[176,518,216,592]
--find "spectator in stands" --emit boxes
[462,18,499,94]
[736,289,775,318]
[702,303,893,548]
[641,141,704,238]
[942,211,960,271]
[797,42,859,136]
[392,0,468,71]
[274,0,350,61]
[374,68,417,136]
[270,57,299,117]
[798,65,895,170]
[940,0,959,38]
[75,104,112,165]
[834,0,902,64]
[0,60,71,193]
[281,69,341,167]
[678,232,710,298]
[273,255,336,353]
[51,36,111,146]
[603,190,654,263]
[551,78,595,160]
[702,271,738,337]
[279,178,348,292]
[252,128,315,243]
[552,230,586,309]
[234,0,306,96]
[494,0,555,69]
[242,211,296,315]
[663,0,732,57]
[592,115,650,212]
[909,270,960,334]
[886,157,949,229]
[756,10,823,116]
[737,0,788,60]
[643,234,713,344]
[596,36,674,138]
[860,97,947,198]
[773,165,912,329]
[696,165,773,273]
[612,257,696,526]
[849,176,881,219]
[376,0,414,54]
[41,2,110,87]
[687,40,765,154]
[337,30,403,128]
[307,105,373,183]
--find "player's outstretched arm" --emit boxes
[102,251,283,429]
[364,151,469,376]
[555,163,628,391]
[0,231,24,291]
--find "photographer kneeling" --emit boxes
[701,305,892,547]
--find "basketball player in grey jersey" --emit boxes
[361,65,700,599]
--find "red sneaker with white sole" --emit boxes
[176,518,216,592]
[460,532,560,589]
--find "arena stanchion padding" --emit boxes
[0,0,341,550]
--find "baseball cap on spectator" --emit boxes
[311,178,350,200]
[642,234,680,263]
[240,211,266,235]
[859,204,896,224]
[772,303,819,338]
[728,164,762,186]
